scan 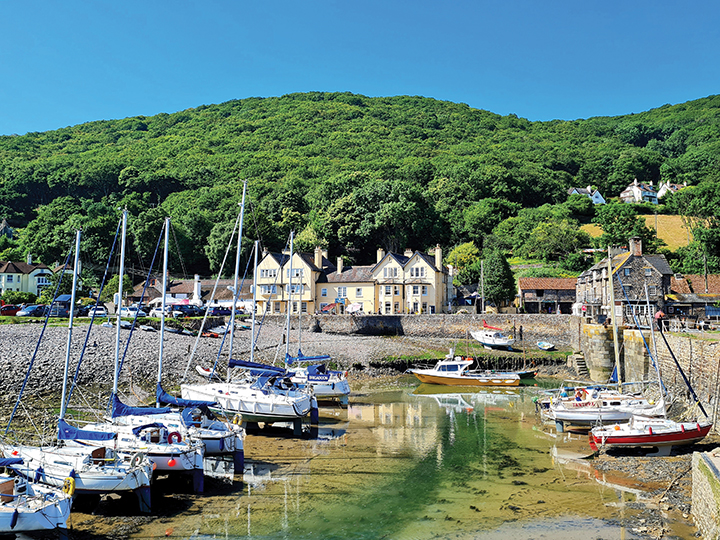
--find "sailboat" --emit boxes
[62,211,205,493]
[0,458,71,533]
[182,197,315,436]
[589,283,713,454]
[110,216,244,471]
[1,230,153,512]
[282,232,350,404]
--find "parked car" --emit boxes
[172,305,203,318]
[207,306,232,316]
[48,304,70,317]
[0,304,21,316]
[77,305,92,317]
[119,306,148,318]
[149,306,182,318]
[87,306,108,318]
[16,304,48,317]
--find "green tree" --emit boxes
[483,250,516,307]
[463,198,521,247]
[100,274,135,303]
[592,200,662,250]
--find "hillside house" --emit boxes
[657,180,688,199]
[567,186,606,205]
[619,179,659,204]
[0,258,52,297]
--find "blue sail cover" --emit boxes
[131,423,166,437]
[0,457,24,467]
[229,358,285,373]
[285,351,331,366]
[156,382,217,408]
[111,394,172,418]
[57,419,117,441]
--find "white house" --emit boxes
[567,186,606,205]
[619,179,658,204]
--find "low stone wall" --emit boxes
[693,451,720,539]
[269,313,578,348]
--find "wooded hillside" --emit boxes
[1,92,719,277]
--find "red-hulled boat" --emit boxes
[589,416,712,451]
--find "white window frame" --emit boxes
[6,275,13,283]
[356,288,363,298]
[321,288,327,297]
[383,267,398,278]
[384,285,391,295]
[338,286,347,298]
[422,285,428,296]
[287,268,303,278]
[412,285,419,295]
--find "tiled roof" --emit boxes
[683,274,720,295]
[518,277,577,290]
[323,266,374,284]
[0,261,50,274]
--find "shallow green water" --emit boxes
[76,377,692,539]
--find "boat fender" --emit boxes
[648,427,653,435]
[168,431,183,444]
[233,414,241,425]
[10,509,18,529]
[681,424,686,433]
[62,476,76,496]
[34,466,43,483]
[697,423,701,431]
[130,452,144,468]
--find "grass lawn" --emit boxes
[581,214,692,250]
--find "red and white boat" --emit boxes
[590,416,712,452]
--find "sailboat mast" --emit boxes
[156,217,170,407]
[227,182,247,384]
[59,229,82,421]
[608,246,622,385]
[250,240,258,364]
[112,210,128,396]
[285,231,294,360]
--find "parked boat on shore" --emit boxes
[406,351,535,387]
[470,321,515,350]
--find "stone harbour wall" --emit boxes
[692,451,720,540]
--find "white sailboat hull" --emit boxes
[0,475,71,533]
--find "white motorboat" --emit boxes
[0,461,71,533]
[470,321,515,349]
[285,354,350,404]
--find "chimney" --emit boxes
[633,178,639,186]
[649,180,653,186]
[404,248,413,258]
[322,249,328,261]
[629,237,642,257]
[26,253,32,265]
[435,244,442,269]
[377,248,385,264]
[193,274,202,302]
[262,247,269,259]
[314,246,322,268]
[336,256,343,274]
[587,185,592,193]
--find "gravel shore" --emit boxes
[0,320,444,398]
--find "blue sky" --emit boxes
[1,1,718,135]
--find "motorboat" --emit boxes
[285,354,350,404]
[470,321,515,349]
[0,460,71,533]
[590,416,712,454]
[406,353,528,387]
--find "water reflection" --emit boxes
[72,379,679,539]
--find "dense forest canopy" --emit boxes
[1,91,720,280]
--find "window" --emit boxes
[645,268,652,277]
[37,275,50,286]
[338,287,347,298]
[394,286,400,296]
[301,302,307,313]
[412,302,419,313]
[321,288,327,297]
[292,301,299,313]
[6,275,13,283]
[288,284,303,294]
[412,285,419,295]
[536,289,544,297]
[648,286,657,296]
[260,269,277,278]
[394,302,399,313]
[384,285,391,295]
[273,302,281,313]
[410,267,426,278]
[265,285,279,295]
[356,288,363,297]
[383,267,398,278]
[422,302,427,313]
[422,285,428,296]
[624,268,631,276]
[384,302,391,313]
[286,268,303,278]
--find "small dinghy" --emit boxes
[537,341,555,351]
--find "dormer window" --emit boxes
[644,268,652,277]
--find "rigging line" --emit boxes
[66,217,122,406]
[248,198,265,253]
[112,220,164,411]
[615,274,666,395]
[182,212,242,381]
[169,221,189,280]
[5,239,75,435]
